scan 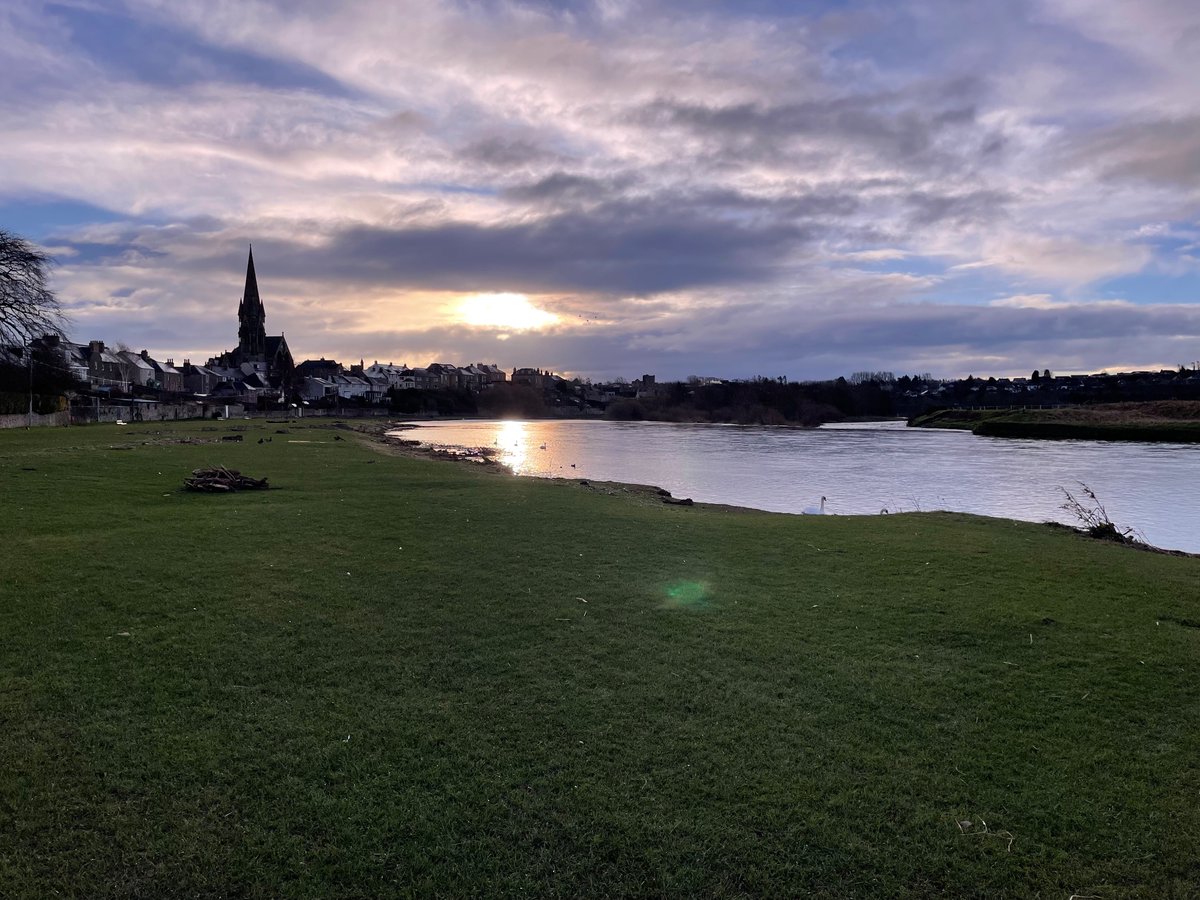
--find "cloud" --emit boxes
[836,248,912,262]
[1070,116,1200,190]
[963,234,1154,285]
[2,0,1198,380]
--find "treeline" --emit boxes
[604,375,937,425]
[363,376,930,425]
[0,348,82,414]
[375,383,564,419]
[0,347,81,396]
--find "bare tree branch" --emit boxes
[0,230,65,345]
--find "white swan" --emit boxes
[803,496,828,515]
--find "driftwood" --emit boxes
[184,466,269,492]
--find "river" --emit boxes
[390,419,1200,553]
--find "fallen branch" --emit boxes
[184,466,269,492]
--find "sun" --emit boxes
[459,293,558,330]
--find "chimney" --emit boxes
[140,350,150,360]
[89,340,105,354]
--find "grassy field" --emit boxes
[910,401,1200,442]
[1,419,1197,898]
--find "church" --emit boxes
[209,247,295,394]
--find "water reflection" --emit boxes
[393,419,1200,553]
[496,420,528,472]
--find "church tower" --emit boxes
[237,246,267,359]
[210,245,295,392]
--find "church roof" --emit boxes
[264,334,289,358]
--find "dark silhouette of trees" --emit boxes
[1,230,64,345]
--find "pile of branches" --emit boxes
[184,466,269,492]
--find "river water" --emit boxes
[391,419,1200,553]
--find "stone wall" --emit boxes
[69,402,245,424]
[5,400,399,427]
[0,410,72,429]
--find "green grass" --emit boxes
[1,420,1198,897]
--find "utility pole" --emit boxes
[27,340,34,429]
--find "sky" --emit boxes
[2,0,1199,381]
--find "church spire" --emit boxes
[237,244,267,358]
[243,244,262,314]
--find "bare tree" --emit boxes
[0,230,65,345]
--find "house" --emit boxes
[82,340,127,391]
[362,373,390,402]
[118,350,156,388]
[300,376,337,402]
[142,352,184,393]
[511,367,557,391]
[461,363,507,391]
[474,363,507,388]
[31,335,89,384]
[401,367,437,390]
[365,361,410,389]
[331,373,372,400]
[426,362,465,389]
[179,360,220,394]
[296,358,342,381]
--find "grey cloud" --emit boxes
[631,86,996,172]
[1074,116,1200,189]
[904,189,1012,227]
[308,206,809,294]
[504,172,634,204]
[458,136,566,169]
[505,172,861,222]
[786,304,1199,355]
[58,209,807,297]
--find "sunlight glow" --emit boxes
[459,293,558,330]
[496,420,528,472]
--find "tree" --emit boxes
[0,230,64,345]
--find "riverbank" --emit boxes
[909,401,1200,442]
[2,419,1197,896]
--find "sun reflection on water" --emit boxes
[496,420,529,473]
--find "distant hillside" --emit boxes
[910,401,1200,442]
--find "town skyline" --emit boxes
[2,1,1198,380]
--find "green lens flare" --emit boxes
[664,580,710,608]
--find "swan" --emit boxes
[802,496,828,515]
[539,442,547,450]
